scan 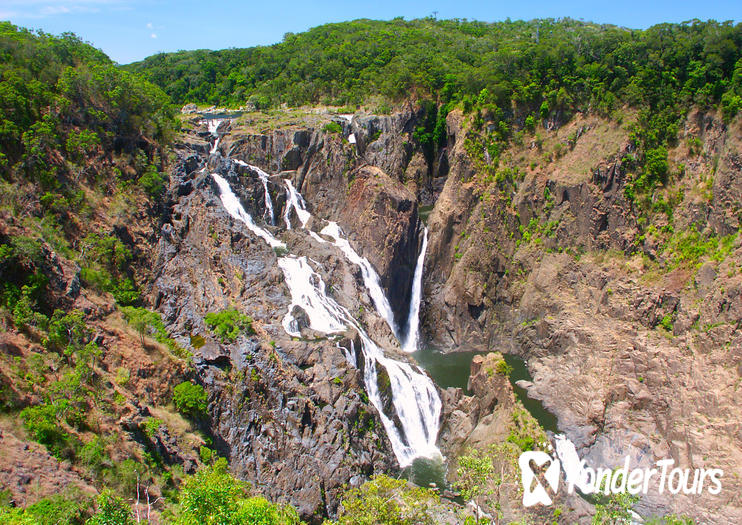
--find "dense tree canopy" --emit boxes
[0,22,175,187]
[125,17,742,121]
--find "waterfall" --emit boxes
[283,179,311,229]
[207,118,226,155]
[234,161,275,226]
[401,227,428,353]
[318,222,399,339]
[277,254,440,466]
[211,173,285,250]
[211,168,442,468]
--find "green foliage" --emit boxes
[78,233,140,305]
[174,458,301,525]
[199,445,215,464]
[204,309,254,343]
[663,227,737,268]
[142,417,164,437]
[20,402,77,459]
[495,358,513,376]
[79,436,111,475]
[138,164,167,199]
[645,516,695,525]
[173,381,208,419]
[86,490,134,525]
[322,122,343,134]
[24,491,90,525]
[0,22,175,189]
[591,488,638,524]
[127,19,742,130]
[336,474,438,525]
[506,406,546,452]
[455,448,494,506]
[120,306,185,356]
[0,236,49,327]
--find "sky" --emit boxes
[2,0,741,64]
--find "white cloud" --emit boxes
[150,33,157,39]
[146,22,153,29]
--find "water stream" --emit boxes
[203,123,577,497]
[401,227,428,353]
[210,157,441,468]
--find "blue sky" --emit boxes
[2,0,741,64]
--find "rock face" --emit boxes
[339,165,421,331]
[438,352,516,456]
[217,108,432,329]
[423,108,742,522]
[154,111,437,521]
[154,103,742,523]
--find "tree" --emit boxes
[455,449,494,525]
[175,459,301,525]
[173,381,208,419]
[86,490,134,525]
[336,474,438,525]
[204,309,253,343]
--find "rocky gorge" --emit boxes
[154,103,742,523]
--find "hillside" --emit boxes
[1,16,742,525]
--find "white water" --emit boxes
[234,161,276,226]
[318,222,399,339]
[401,227,428,353]
[278,254,440,466]
[212,173,285,250]
[283,179,311,229]
[211,168,442,467]
[207,118,225,155]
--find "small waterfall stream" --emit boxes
[234,161,275,225]
[209,159,441,468]
[207,118,225,155]
[402,227,428,353]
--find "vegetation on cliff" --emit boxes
[128,17,742,224]
[126,18,742,120]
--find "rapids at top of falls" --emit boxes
[209,160,441,468]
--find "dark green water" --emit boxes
[404,346,561,489]
[411,346,486,394]
[502,354,560,434]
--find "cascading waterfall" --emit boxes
[207,118,227,155]
[234,161,275,225]
[317,222,399,339]
[210,165,441,468]
[283,179,311,229]
[212,174,285,250]
[401,227,428,353]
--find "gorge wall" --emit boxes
[160,103,741,523]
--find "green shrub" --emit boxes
[86,490,134,525]
[322,122,343,134]
[78,436,111,476]
[173,381,208,419]
[336,474,438,525]
[120,306,185,356]
[138,165,166,199]
[25,491,91,525]
[20,403,77,459]
[199,445,214,464]
[204,309,253,343]
[506,406,545,452]
[495,359,513,376]
[142,417,164,437]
